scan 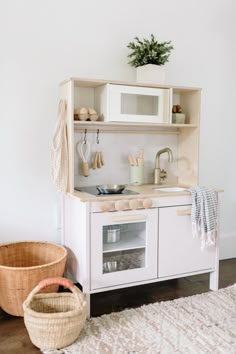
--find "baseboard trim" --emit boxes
[219,233,236,260]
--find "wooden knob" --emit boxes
[100,202,114,212]
[115,200,128,211]
[143,199,152,209]
[129,199,139,210]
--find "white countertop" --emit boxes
[69,184,223,202]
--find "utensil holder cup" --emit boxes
[130,166,144,185]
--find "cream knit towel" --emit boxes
[189,186,218,250]
[51,100,68,193]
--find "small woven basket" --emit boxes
[23,277,87,350]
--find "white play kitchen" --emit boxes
[59,78,221,317]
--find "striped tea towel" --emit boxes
[189,186,218,250]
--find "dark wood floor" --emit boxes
[0,258,236,354]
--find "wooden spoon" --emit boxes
[100,152,105,166]
[97,152,102,168]
[92,152,99,169]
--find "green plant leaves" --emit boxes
[127,34,174,68]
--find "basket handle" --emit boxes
[37,277,74,291]
[23,277,87,311]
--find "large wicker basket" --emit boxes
[0,241,67,316]
[23,277,87,349]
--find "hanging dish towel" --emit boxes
[51,99,68,193]
[189,186,218,250]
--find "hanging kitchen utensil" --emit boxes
[92,151,105,169]
[91,131,105,170]
[92,151,99,169]
[76,130,91,177]
[97,152,102,168]
[96,129,100,145]
[100,152,105,166]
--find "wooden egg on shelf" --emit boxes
[79,115,89,121]
[79,107,89,121]
[88,108,96,114]
[89,114,99,121]
[88,108,99,121]
[74,108,80,121]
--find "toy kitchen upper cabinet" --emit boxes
[61,78,200,127]
[102,84,171,123]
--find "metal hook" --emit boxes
[96,129,100,144]
[84,129,87,144]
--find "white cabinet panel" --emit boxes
[158,206,216,277]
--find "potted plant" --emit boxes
[172,105,186,124]
[127,34,173,84]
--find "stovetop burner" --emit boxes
[75,186,139,196]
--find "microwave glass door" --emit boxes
[121,94,160,117]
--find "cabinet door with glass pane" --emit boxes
[90,208,158,290]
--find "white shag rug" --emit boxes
[42,284,236,354]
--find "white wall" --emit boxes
[1,0,236,258]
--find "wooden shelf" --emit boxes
[74,121,198,128]
[61,77,201,92]
[73,121,198,134]
[103,235,145,253]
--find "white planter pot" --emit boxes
[136,64,166,85]
[172,113,186,124]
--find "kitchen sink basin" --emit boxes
[153,187,188,192]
